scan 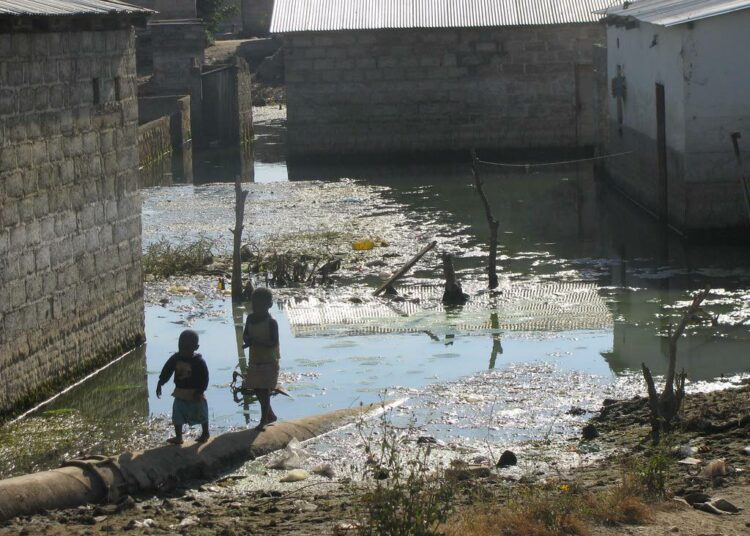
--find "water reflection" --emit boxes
[285,158,750,382]
[139,157,174,188]
[193,144,255,185]
[33,347,149,422]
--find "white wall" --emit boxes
[682,11,750,182]
[606,20,686,153]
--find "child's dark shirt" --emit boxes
[158,353,209,392]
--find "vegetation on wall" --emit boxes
[197,0,237,40]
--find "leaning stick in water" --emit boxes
[373,240,437,296]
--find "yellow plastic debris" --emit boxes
[352,239,376,251]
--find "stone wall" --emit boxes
[282,24,604,157]
[138,115,172,169]
[138,94,192,148]
[0,26,144,415]
[150,20,206,94]
[199,57,253,147]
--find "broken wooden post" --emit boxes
[642,287,710,444]
[373,240,437,296]
[441,253,468,306]
[471,149,499,290]
[231,175,249,302]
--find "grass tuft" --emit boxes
[143,237,215,279]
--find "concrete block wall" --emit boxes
[0,27,145,415]
[199,58,253,147]
[150,20,206,94]
[237,58,254,144]
[137,115,172,169]
[138,94,192,148]
[282,24,604,157]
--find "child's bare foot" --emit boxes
[196,433,210,443]
[166,436,183,445]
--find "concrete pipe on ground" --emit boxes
[0,404,383,521]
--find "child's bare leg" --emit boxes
[255,389,270,429]
[197,422,210,443]
[167,424,183,445]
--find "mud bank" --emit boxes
[0,404,385,522]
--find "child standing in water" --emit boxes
[156,329,210,445]
[243,288,280,430]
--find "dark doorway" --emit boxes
[656,83,668,222]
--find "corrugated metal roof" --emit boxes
[0,0,151,17]
[600,0,750,26]
[271,0,614,33]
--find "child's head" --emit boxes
[251,287,273,313]
[178,329,200,357]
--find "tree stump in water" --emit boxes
[642,287,710,444]
[441,253,468,306]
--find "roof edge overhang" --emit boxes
[596,0,750,28]
[0,11,151,32]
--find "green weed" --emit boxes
[143,237,215,279]
[355,411,455,536]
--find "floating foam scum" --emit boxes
[226,363,645,492]
[284,281,613,337]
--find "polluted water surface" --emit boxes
[3,109,750,483]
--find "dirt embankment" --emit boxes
[1,386,748,535]
[585,383,750,536]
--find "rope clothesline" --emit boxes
[475,150,633,169]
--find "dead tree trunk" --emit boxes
[231,175,249,302]
[642,287,710,444]
[470,149,499,290]
[441,253,468,306]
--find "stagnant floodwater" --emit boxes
[2,107,750,480]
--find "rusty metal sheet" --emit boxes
[284,281,613,337]
[599,0,750,27]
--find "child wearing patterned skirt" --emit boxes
[243,287,280,430]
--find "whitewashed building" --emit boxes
[601,0,750,233]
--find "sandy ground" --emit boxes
[593,488,750,536]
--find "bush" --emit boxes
[630,442,673,499]
[356,414,455,536]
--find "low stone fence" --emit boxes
[137,116,172,169]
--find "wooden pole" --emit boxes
[471,149,499,289]
[373,240,437,296]
[231,175,249,302]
